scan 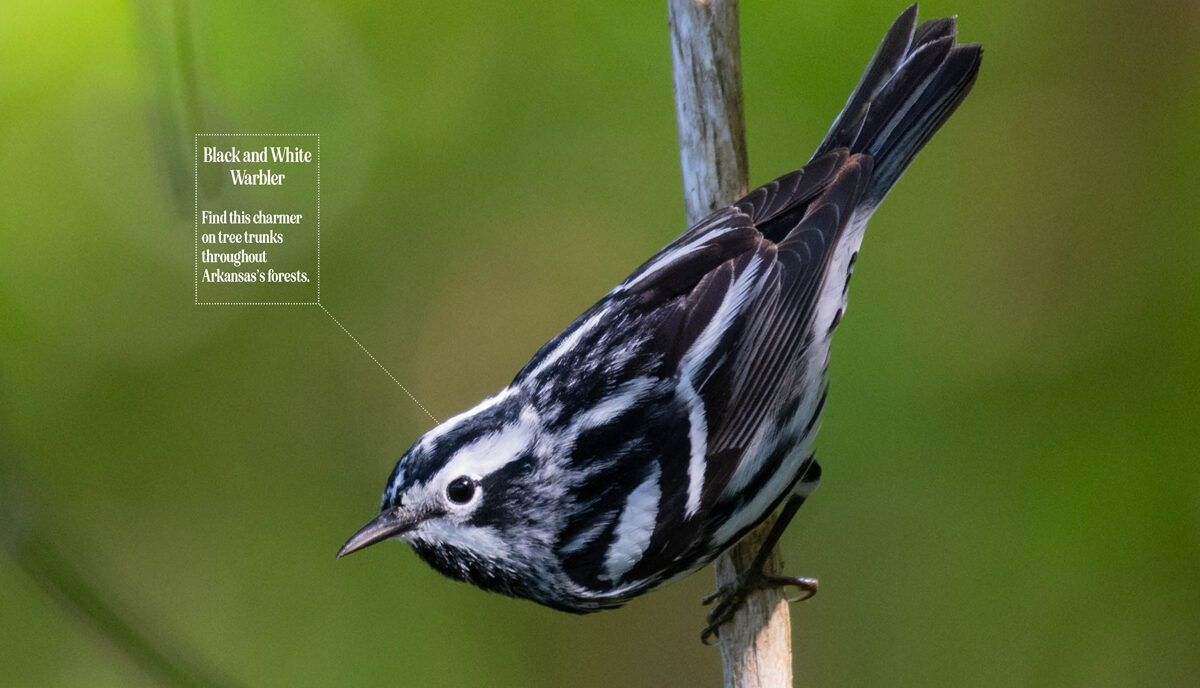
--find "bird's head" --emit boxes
[337,390,558,597]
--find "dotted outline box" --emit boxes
[194,133,320,306]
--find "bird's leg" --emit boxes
[700,493,817,644]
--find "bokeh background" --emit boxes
[2,0,1198,686]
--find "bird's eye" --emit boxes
[446,476,476,504]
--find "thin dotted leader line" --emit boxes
[195,133,434,424]
[316,135,321,304]
[194,135,199,304]
[319,304,439,424]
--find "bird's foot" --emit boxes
[700,572,818,645]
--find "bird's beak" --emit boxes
[337,506,420,558]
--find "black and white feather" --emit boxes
[339,5,981,613]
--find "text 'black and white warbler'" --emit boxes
[339,4,981,640]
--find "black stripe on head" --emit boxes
[468,451,540,529]
[397,396,524,492]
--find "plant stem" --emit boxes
[667,1,794,686]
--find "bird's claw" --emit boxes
[768,575,818,603]
[699,571,818,644]
[700,585,730,607]
[701,582,750,645]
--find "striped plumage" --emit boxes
[340,5,981,616]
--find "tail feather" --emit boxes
[815,4,982,208]
[912,15,957,46]
[815,4,918,156]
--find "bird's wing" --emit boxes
[617,150,847,305]
[554,151,874,590]
[620,151,871,505]
[709,155,872,451]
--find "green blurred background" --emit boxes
[2,0,1198,686]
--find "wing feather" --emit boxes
[707,156,872,452]
[614,152,872,497]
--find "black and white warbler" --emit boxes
[339,4,981,638]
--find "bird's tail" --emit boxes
[814,4,982,209]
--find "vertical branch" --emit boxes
[668,0,748,224]
[667,1,794,687]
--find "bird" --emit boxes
[338,4,981,642]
